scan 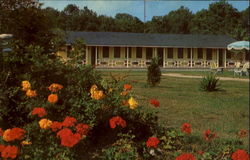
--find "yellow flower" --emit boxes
[90,85,98,95]
[90,85,105,100]
[39,119,52,129]
[128,97,138,109]
[91,90,105,100]
[21,81,31,91]
[2,129,11,142]
[26,89,37,98]
[21,140,32,145]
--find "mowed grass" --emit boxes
[100,70,249,148]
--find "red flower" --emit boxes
[149,99,160,107]
[238,130,247,138]
[76,124,90,136]
[51,121,63,132]
[57,128,81,147]
[0,145,5,153]
[3,128,25,142]
[1,145,19,159]
[109,116,126,129]
[62,116,77,127]
[231,149,249,160]
[197,150,204,155]
[124,84,132,91]
[204,129,216,141]
[146,137,160,148]
[32,107,47,117]
[181,123,191,134]
[0,128,3,136]
[176,153,196,160]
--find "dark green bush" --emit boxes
[200,72,221,91]
[147,58,161,87]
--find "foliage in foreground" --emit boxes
[0,42,248,160]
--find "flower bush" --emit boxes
[0,42,248,159]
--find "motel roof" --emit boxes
[66,31,236,49]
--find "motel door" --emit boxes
[218,49,223,67]
[157,48,164,66]
[91,47,96,66]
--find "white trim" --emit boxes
[191,48,193,68]
[163,48,166,68]
[95,46,98,66]
[224,49,226,68]
[217,49,219,67]
[71,44,227,49]
[86,46,88,65]
[126,47,129,68]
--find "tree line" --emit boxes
[0,0,249,53]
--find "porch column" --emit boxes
[163,48,166,68]
[95,46,98,66]
[190,48,193,68]
[86,46,88,65]
[224,49,226,68]
[126,47,129,68]
[217,49,219,67]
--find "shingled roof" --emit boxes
[66,31,236,48]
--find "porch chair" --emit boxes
[210,62,218,73]
[234,62,249,77]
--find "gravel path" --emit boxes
[162,73,249,82]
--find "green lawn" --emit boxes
[100,70,249,148]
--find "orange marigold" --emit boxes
[146,137,160,148]
[0,128,3,136]
[0,145,5,153]
[231,149,249,160]
[76,123,90,136]
[21,81,31,91]
[57,128,81,147]
[3,128,25,142]
[26,89,37,98]
[32,107,47,117]
[62,116,77,127]
[51,121,63,132]
[48,94,58,104]
[120,91,128,96]
[109,116,126,129]
[39,119,52,129]
[48,83,63,92]
[124,84,132,91]
[1,145,19,159]
[91,90,105,100]
[176,153,196,160]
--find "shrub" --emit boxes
[200,72,221,91]
[147,58,161,87]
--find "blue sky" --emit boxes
[40,0,249,21]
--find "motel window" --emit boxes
[198,48,203,59]
[114,47,120,58]
[136,47,142,58]
[187,48,191,59]
[206,49,212,60]
[167,48,173,58]
[178,48,183,59]
[103,47,109,58]
[227,51,232,59]
[146,48,153,59]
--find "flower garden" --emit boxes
[0,44,249,160]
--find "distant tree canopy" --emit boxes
[0,0,249,52]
